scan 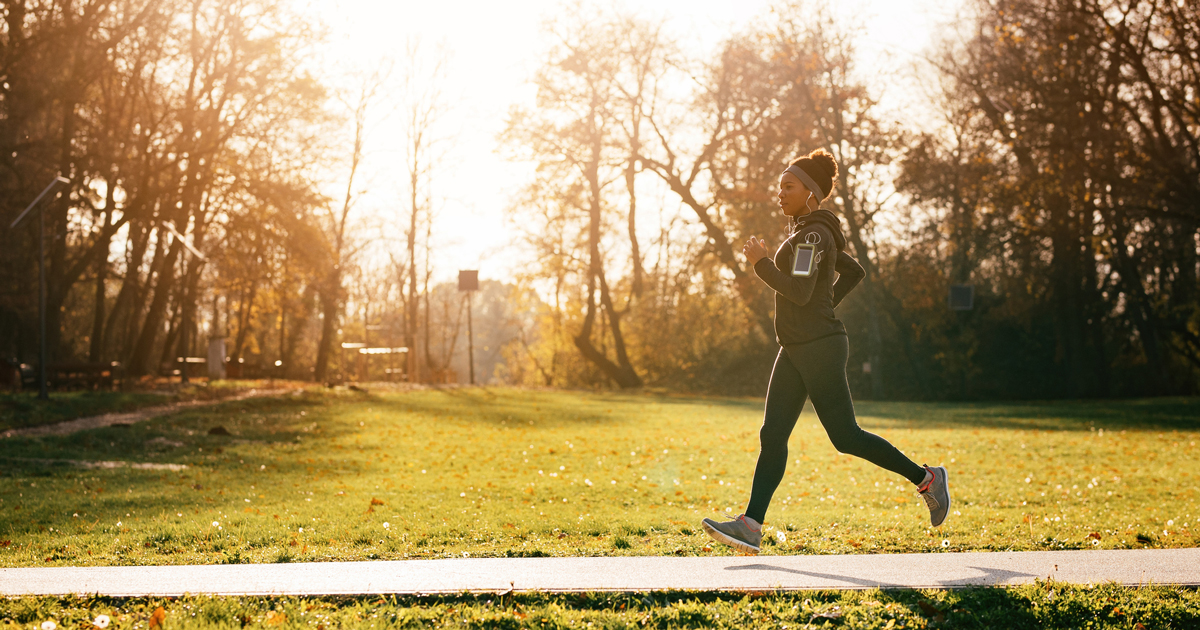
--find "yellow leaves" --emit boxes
[265,611,287,626]
[148,607,166,630]
[366,497,384,513]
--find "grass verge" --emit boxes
[2,583,1198,629]
[0,388,1198,565]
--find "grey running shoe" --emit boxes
[701,514,762,555]
[918,465,951,527]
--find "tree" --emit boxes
[502,6,651,388]
[314,66,388,383]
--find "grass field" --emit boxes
[0,380,276,433]
[4,583,1200,629]
[1,387,1197,566]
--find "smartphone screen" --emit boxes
[792,243,816,277]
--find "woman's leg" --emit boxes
[788,336,926,485]
[744,348,810,523]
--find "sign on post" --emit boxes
[949,284,975,311]
[458,270,478,292]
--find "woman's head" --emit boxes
[778,149,838,217]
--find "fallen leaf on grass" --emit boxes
[810,607,842,621]
[918,600,945,622]
[148,607,166,629]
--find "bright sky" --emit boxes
[304,0,960,286]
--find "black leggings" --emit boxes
[744,335,926,523]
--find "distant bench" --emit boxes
[47,362,125,390]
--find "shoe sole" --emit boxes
[931,466,950,527]
[701,520,760,555]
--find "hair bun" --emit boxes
[787,148,839,201]
[807,148,839,181]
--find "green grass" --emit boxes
[0,380,275,433]
[1,387,1197,566]
[3,583,1199,629]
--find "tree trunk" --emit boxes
[88,200,116,362]
[313,273,339,383]
[573,128,642,388]
[126,233,183,375]
[837,191,886,399]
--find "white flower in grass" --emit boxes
[941,539,950,548]
[382,522,390,529]
[773,530,787,545]
[94,615,111,628]
[41,622,56,630]
[212,521,220,527]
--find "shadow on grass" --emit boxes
[406,388,1200,434]
[0,391,348,472]
[856,397,1200,433]
[366,387,763,429]
[0,391,173,432]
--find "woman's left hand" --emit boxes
[743,236,770,265]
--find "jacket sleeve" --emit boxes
[752,225,832,307]
[832,253,866,307]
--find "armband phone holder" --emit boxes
[792,243,817,277]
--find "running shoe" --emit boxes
[917,465,951,527]
[701,514,762,555]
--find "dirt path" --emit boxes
[0,388,293,439]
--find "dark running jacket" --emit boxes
[752,209,865,346]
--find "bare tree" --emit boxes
[397,40,449,383]
[314,65,390,383]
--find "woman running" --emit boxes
[701,149,950,555]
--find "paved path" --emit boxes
[1,388,293,439]
[3,549,1197,595]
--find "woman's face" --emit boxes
[778,171,815,217]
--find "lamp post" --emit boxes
[458,270,478,385]
[163,222,206,384]
[9,176,70,401]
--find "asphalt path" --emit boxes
[3,548,1197,595]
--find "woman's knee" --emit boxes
[759,425,790,454]
[828,427,870,456]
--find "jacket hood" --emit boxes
[794,209,847,251]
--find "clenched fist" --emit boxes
[742,236,770,265]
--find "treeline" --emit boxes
[2,0,1197,399]
[500,0,1200,398]
[0,0,328,378]
[0,0,468,384]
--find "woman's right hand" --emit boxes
[743,237,770,265]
